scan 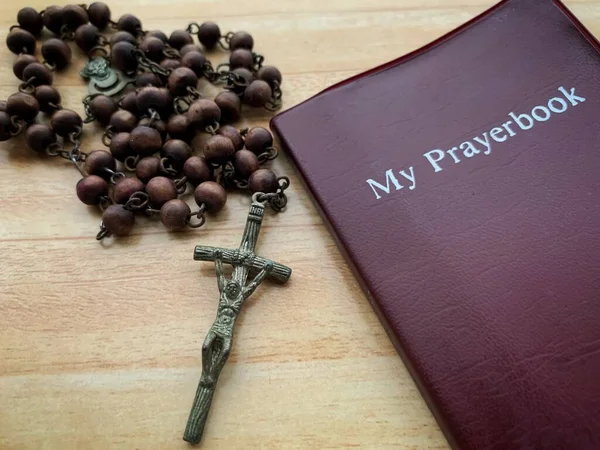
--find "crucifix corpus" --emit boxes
[183,197,292,444]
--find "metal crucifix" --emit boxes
[183,199,291,445]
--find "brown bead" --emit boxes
[22,62,54,86]
[13,54,37,80]
[180,44,203,56]
[188,99,221,129]
[76,175,109,205]
[183,156,211,186]
[62,5,88,30]
[109,132,134,161]
[156,88,173,118]
[109,109,137,132]
[34,85,61,113]
[138,117,167,140]
[17,7,43,36]
[160,199,191,231]
[136,156,161,183]
[244,127,273,154]
[218,125,244,150]
[117,14,141,34]
[90,95,117,125]
[169,30,193,49]
[6,92,39,122]
[87,2,111,29]
[160,58,182,71]
[233,149,260,179]
[0,112,12,141]
[111,41,137,72]
[244,80,272,108]
[194,181,227,212]
[232,67,254,85]
[249,168,279,193]
[25,124,56,152]
[257,65,282,88]
[166,114,193,141]
[135,72,162,87]
[204,135,235,164]
[6,28,36,55]
[113,177,145,204]
[146,30,168,43]
[120,91,139,115]
[139,36,165,62]
[229,49,254,70]
[75,24,99,52]
[181,51,206,77]
[102,205,135,237]
[51,109,82,137]
[42,5,64,35]
[147,176,177,207]
[230,31,254,51]
[0,101,7,112]
[214,91,241,124]
[41,38,72,70]
[167,67,198,96]
[110,31,136,46]
[85,150,116,178]
[129,126,163,157]
[162,139,191,167]
[198,22,221,49]
[137,86,170,112]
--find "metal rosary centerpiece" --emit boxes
[184,194,291,444]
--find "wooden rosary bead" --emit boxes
[76,175,109,205]
[120,91,139,116]
[166,114,194,142]
[34,85,61,113]
[233,149,260,179]
[75,24,99,52]
[157,88,174,118]
[137,86,170,111]
[248,168,279,193]
[257,65,282,88]
[214,91,241,124]
[198,22,221,49]
[244,126,273,154]
[162,139,191,167]
[25,123,56,152]
[135,72,163,87]
[139,36,165,62]
[194,181,227,212]
[229,31,254,51]
[160,199,191,231]
[168,29,193,49]
[147,176,177,207]
[244,80,272,107]
[109,109,137,132]
[138,117,168,140]
[13,54,37,80]
[217,125,244,150]
[167,67,198,96]
[17,7,43,36]
[229,49,254,71]
[51,109,82,137]
[89,95,117,125]
[110,31,136,46]
[160,58,182,71]
[42,5,64,35]
[109,132,134,161]
[87,2,111,30]
[130,126,163,157]
[147,30,168,43]
[117,14,142,34]
[187,99,221,129]
[22,62,54,86]
[180,44,203,56]
[113,177,145,204]
[6,92,39,122]
[102,205,135,237]
[111,41,137,73]
[204,135,235,164]
[85,150,116,178]
[6,28,36,55]
[41,38,72,70]
[183,156,211,186]
[0,112,12,141]
[62,5,88,30]
[136,156,161,183]
[232,67,254,85]
[181,51,206,77]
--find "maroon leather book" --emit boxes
[271,0,600,448]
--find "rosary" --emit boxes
[2,2,292,445]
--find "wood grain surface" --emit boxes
[1,1,597,448]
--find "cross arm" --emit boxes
[194,246,291,283]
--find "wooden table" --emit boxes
[1,0,596,448]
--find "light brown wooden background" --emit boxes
[1,0,597,448]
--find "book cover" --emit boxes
[271,0,600,448]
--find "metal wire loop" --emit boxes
[124,191,150,211]
[96,221,109,240]
[124,155,140,172]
